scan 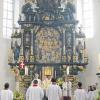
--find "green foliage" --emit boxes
[57,78,64,86]
[20,69,25,76]
[13,91,24,100]
[96,91,100,100]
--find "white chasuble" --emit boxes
[0,89,13,100]
[74,89,87,100]
[26,86,44,100]
[46,84,62,100]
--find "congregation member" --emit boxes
[92,85,98,98]
[74,82,87,100]
[62,77,72,100]
[0,83,13,100]
[87,86,95,100]
[26,80,44,100]
[46,78,62,100]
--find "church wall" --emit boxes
[14,0,25,27]
[78,0,100,89]
[0,38,16,90]
[0,0,17,90]
[0,0,25,90]
[0,0,3,37]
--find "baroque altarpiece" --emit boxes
[8,0,88,89]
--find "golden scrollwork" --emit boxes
[44,67,53,76]
[30,55,34,62]
[35,27,62,63]
[19,56,24,62]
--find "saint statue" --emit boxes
[64,0,76,20]
[13,41,20,62]
[76,41,83,62]
[62,77,72,100]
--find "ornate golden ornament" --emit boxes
[8,49,13,63]
[44,67,53,76]
[30,55,34,62]
[73,55,76,62]
[62,55,66,62]
[84,57,88,63]
[19,56,24,62]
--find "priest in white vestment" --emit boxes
[0,83,13,100]
[46,78,62,100]
[87,86,95,100]
[42,75,51,90]
[26,79,44,100]
[74,82,87,100]
[62,77,72,100]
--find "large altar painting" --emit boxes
[35,27,62,63]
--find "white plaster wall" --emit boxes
[0,0,16,90]
[0,38,16,90]
[0,0,25,90]
[78,0,100,89]
[0,0,3,37]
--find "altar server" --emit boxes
[0,83,13,100]
[62,77,72,100]
[26,80,44,100]
[46,78,62,100]
[74,82,87,100]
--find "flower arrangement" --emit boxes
[57,78,64,89]
[78,66,86,72]
[13,91,24,100]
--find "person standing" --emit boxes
[92,85,98,99]
[31,73,41,87]
[0,83,13,100]
[62,77,72,100]
[26,80,44,100]
[46,78,62,100]
[87,86,95,100]
[42,75,51,100]
[74,82,87,100]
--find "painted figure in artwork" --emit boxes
[13,41,20,62]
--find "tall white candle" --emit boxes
[67,66,69,75]
[25,66,28,75]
